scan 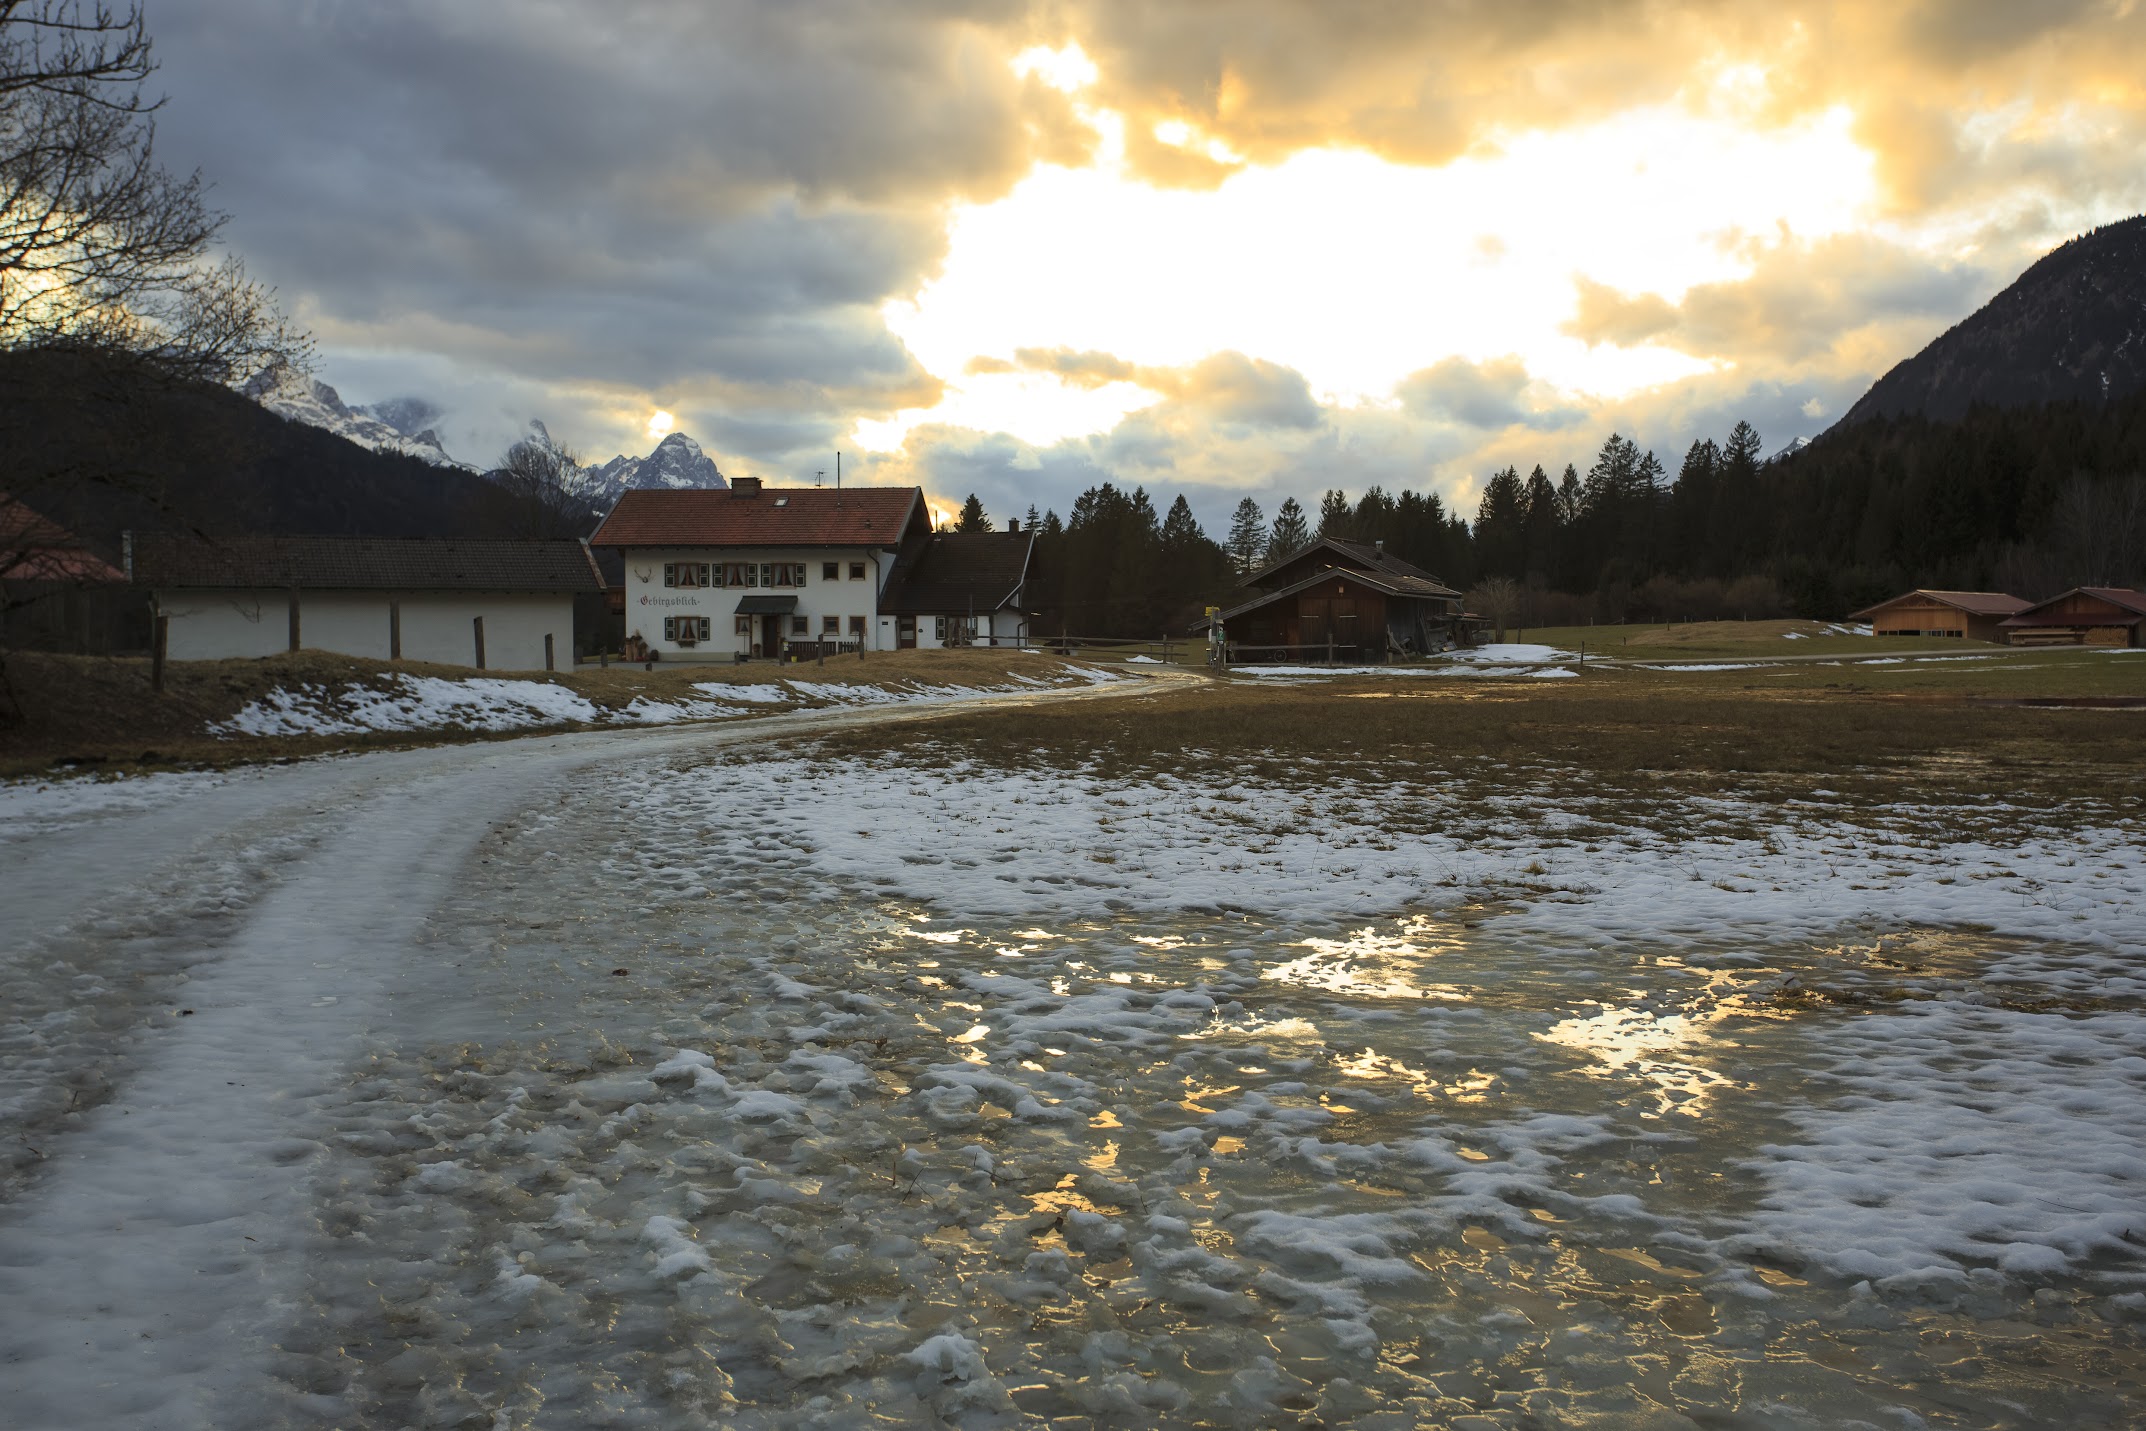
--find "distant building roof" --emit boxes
[133,534,605,592]
[1243,535,1459,597]
[0,493,125,583]
[589,485,924,549]
[1849,589,2030,619]
[880,530,1034,615]
[1212,561,1462,625]
[2000,586,2146,625]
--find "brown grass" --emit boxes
[811,670,2146,829]
[0,647,1111,776]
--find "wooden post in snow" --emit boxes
[287,588,301,652]
[389,601,402,660]
[545,632,555,671]
[151,614,167,693]
[473,615,486,669]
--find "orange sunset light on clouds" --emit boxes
[828,2,2146,516]
[165,2,2146,521]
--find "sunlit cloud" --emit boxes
[855,78,1881,457]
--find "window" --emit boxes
[790,614,810,636]
[664,616,711,643]
[718,561,754,588]
[765,561,807,587]
[735,615,752,636]
[662,562,710,589]
[822,561,839,581]
[848,615,865,636]
[849,561,866,580]
[760,562,774,589]
[822,615,841,634]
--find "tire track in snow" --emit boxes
[0,674,1176,1430]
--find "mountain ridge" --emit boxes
[1840,215,2146,426]
[242,364,473,469]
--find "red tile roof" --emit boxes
[0,493,126,583]
[1849,589,2029,619]
[590,486,925,549]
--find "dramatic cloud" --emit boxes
[144,0,2146,519]
[1396,357,1584,431]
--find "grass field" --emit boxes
[815,655,2146,835]
[4,636,2141,784]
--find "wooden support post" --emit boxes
[151,614,168,693]
[817,638,825,666]
[389,601,402,660]
[1327,633,1335,665]
[545,631,555,671]
[473,615,486,670]
[287,588,301,652]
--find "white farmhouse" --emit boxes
[134,534,604,670]
[590,478,1036,659]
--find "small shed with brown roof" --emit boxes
[135,534,605,670]
[1,493,141,652]
[1848,589,2027,643]
[1999,587,2146,647]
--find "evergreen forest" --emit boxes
[1000,384,2146,637]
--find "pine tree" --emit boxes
[1556,465,1582,525]
[1160,494,1204,553]
[1473,466,1527,579]
[1521,464,1560,580]
[1317,488,1353,539]
[1225,496,1267,575]
[1266,497,1311,559]
[955,493,992,532]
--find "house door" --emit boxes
[762,613,783,658]
[1331,597,1359,656]
[1300,598,1330,655]
[897,615,917,649]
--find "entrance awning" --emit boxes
[733,594,798,614]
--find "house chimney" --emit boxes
[1374,538,1385,554]
[732,475,763,498]
[1007,517,1020,535]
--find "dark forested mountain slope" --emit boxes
[1843,215,2146,425]
[0,347,538,553]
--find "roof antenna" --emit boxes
[836,450,842,507]
[816,470,825,487]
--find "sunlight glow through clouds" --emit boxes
[855,49,1881,455]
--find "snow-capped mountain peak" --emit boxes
[576,430,727,506]
[242,364,471,469]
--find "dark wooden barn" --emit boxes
[1206,537,1464,662]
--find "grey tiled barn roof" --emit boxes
[133,534,606,592]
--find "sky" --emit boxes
[151,1,2146,530]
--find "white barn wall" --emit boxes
[397,593,570,670]
[160,589,293,661]
[158,588,572,670]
